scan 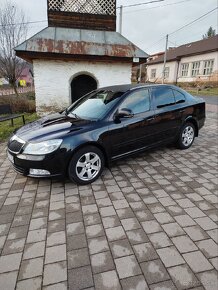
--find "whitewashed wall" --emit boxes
[33,60,132,115]
[146,61,178,83]
[177,51,218,82]
[146,51,218,84]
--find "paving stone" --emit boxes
[149,280,177,290]
[18,257,44,280]
[100,206,116,217]
[207,229,218,242]
[68,265,94,290]
[84,213,101,226]
[29,217,47,230]
[135,210,153,221]
[45,244,66,264]
[196,239,218,258]
[184,225,209,241]
[141,259,170,284]
[67,222,84,235]
[43,261,67,286]
[47,231,66,246]
[121,275,149,290]
[68,248,89,268]
[2,238,25,254]
[17,277,42,290]
[43,282,67,290]
[195,217,218,230]
[7,225,28,240]
[82,204,98,215]
[86,224,104,238]
[0,271,18,290]
[91,251,115,273]
[0,223,10,236]
[88,236,109,255]
[157,246,185,268]
[149,232,173,248]
[184,207,206,218]
[142,220,162,234]
[172,235,198,253]
[102,216,121,229]
[106,226,126,241]
[133,242,158,262]
[162,222,185,237]
[23,241,45,259]
[0,252,22,273]
[67,233,87,251]
[48,219,65,233]
[210,257,218,271]
[115,255,141,279]
[126,229,148,245]
[197,270,218,290]
[110,239,133,258]
[26,229,47,243]
[94,270,121,290]
[113,199,129,209]
[183,251,213,273]
[175,215,196,227]
[168,264,200,289]
[154,212,174,224]
[116,208,135,219]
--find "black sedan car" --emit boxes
[7,84,205,184]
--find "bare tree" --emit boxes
[0,0,28,96]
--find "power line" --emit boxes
[144,6,218,51]
[169,6,218,35]
[123,0,196,14]
[117,0,164,9]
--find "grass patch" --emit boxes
[186,87,218,96]
[0,113,39,142]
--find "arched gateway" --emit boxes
[71,74,97,103]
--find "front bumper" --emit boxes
[7,150,68,178]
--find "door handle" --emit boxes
[180,109,185,113]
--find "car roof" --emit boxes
[98,83,177,93]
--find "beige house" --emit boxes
[146,35,218,84]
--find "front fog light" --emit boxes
[29,169,50,176]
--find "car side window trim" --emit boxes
[172,89,186,104]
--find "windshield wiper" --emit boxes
[68,112,82,120]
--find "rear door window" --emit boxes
[152,87,175,108]
[173,90,186,104]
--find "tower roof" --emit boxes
[15,27,148,63]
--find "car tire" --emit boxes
[177,122,196,150]
[68,146,105,185]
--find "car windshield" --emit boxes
[67,90,123,120]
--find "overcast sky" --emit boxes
[1,0,217,54]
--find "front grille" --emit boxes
[8,136,25,154]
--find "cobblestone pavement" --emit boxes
[0,111,217,290]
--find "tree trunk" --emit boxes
[11,82,19,97]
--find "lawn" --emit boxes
[0,113,39,142]
[186,87,218,96]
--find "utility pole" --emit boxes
[162,34,169,84]
[119,5,123,34]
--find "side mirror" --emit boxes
[115,108,134,120]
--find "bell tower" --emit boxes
[47,0,116,31]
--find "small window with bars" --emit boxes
[203,60,214,75]
[163,67,170,78]
[151,69,156,79]
[181,63,189,77]
[191,61,200,77]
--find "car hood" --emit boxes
[15,113,92,142]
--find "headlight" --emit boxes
[23,139,63,155]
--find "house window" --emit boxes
[191,61,200,77]
[203,60,214,75]
[163,67,170,78]
[151,69,156,78]
[181,63,189,77]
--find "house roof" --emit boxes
[147,35,218,65]
[15,26,148,61]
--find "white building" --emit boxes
[15,0,148,115]
[146,35,218,84]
